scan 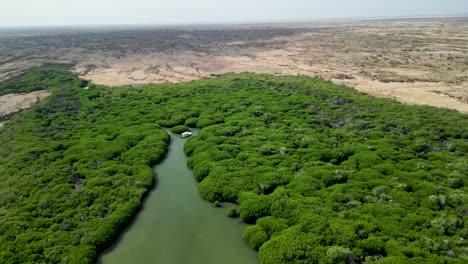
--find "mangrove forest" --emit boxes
[0,65,466,263]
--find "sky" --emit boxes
[1,0,467,27]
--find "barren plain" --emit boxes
[0,17,467,114]
[0,90,50,124]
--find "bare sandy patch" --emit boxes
[336,78,468,112]
[0,90,50,120]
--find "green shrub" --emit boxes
[184,117,198,128]
[227,207,238,217]
[196,118,217,128]
[243,225,269,250]
[171,125,189,134]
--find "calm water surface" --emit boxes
[98,130,258,264]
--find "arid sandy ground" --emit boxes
[0,17,467,114]
[0,90,50,123]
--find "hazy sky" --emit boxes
[1,0,467,27]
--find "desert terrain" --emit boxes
[0,17,467,115]
[0,90,50,126]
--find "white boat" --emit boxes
[181,131,193,138]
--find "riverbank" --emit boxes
[98,129,258,264]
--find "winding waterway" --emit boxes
[98,130,258,264]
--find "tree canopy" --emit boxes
[0,66,466,263]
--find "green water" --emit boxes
[98,130,258,264]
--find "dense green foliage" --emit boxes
[170,125,190,134]
[180,75,467,263]
[0,64,82,96]
[0,66,170,263]
[0,66,466,263]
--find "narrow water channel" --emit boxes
[98,130,258,264]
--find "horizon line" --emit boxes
[0,14,467,30]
